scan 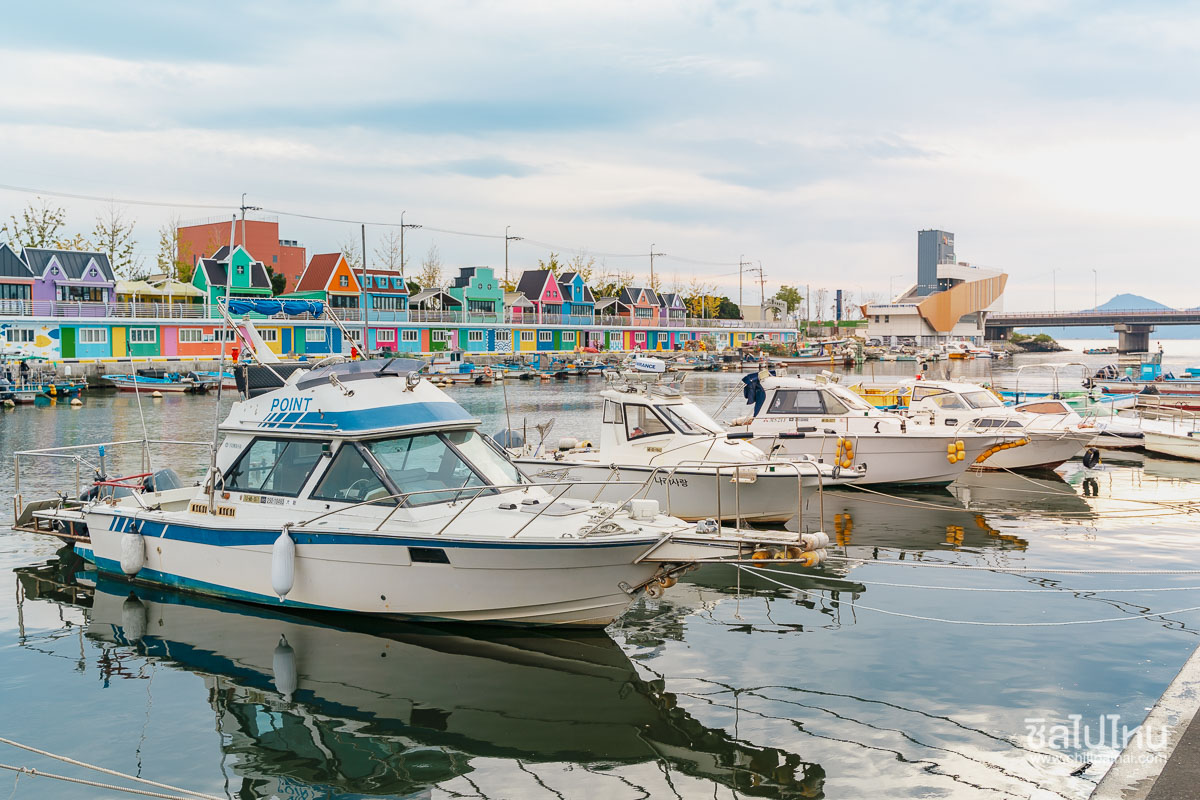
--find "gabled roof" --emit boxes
[409,288,462,307]
[296,253,347,293]
[23,248,115,282]
[362,269,408,295]
[197,247,272,291]
[450,266,478,289]
[659,292,683,308]
[516,269,560,302]
[642,287,660,306]
[618,287,642,306]
[0,243,33,279]
[595,296,620,312]
[579,285,595,303]
[504,291,534,308]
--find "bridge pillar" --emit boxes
[985,326,1012,342]
[1114,323,1154,353]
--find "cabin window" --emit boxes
[432,330,451,343]
[603,400,624,424]
[821,391,850,415]
[129,328,157,344]
[624,404,671,440]
[178,328,203,343]
[258,328,279,343]
[375,329,396,343]
[401,329,419,342]
[911,386,947,402]
[79,328,109,344]
[305,328,326,343]
[633,332,646,343]
[538,331,553,342]
[660,404,718,435]
[495,329,512,343]
[963,390,1003,409]
[562,331,575,343]
[929,394,967,410]
[311,443,391,504]
[443,430,522,487]
[520,330,535,342]
[767,389,825,415]
[468,330,484,343]
[365,433,492,506]
[225,438,329,497]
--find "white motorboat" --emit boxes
[727,372,1012,486]
[1124,411,1200,460]
[1012,398,1144,450]
[17,355,833,628]
[509,380,863,523]
[898,380,1095,471]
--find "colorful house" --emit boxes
[557,271,595,326]
[504,291,534,322]
[192,245,274,310]
[291,253,361,314]
[657,292,687,326]
[515,270,564,323]
[617,287,659,326]
[0,243,34,314]
[361,268,409,322]
[448,266,503,323]
[25,248,116,315]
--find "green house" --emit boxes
[447,266,503,323]
[192,245,274,312]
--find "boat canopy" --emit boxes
[226,298,325,316]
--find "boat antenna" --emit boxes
[208,213,237,513]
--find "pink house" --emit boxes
[515,269,564,322]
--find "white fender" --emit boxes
[121,594,148,642]
[272,635,297,702]
[272,530,295,599]
[799,531,830,550]
[120,531,146,575]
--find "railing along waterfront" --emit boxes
[1,301,797,329]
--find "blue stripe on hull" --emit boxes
[95,513,656,550]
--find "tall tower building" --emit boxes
[916,229,955,296]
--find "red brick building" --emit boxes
[177,216,306,293]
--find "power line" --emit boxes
[0,182,232,211]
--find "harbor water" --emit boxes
[3,347,1200,799]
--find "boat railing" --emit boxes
[12,439,214,524]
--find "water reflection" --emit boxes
[16,555,826,799]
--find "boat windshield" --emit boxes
[659,403,722,435]
[362,431,522,506]
[826,385,875,411]
[963,390,1004,409]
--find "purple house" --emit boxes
[24,248,116,315]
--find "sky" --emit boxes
[2,0,1199,311]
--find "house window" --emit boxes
[213,328,239,342]
[305,328,326,343]
[339,275,349,288]
[346,329,362,343]
[330,294,358,308]
[495,329,512,343]
[634,332,646,343]
[401,329,419,342]
[468,330,484,343]
[635,307,652,318]
[376,329,396,343]
[432,330,451,343]
[79,328,108,344]
[178,328,203,343]
[58,285,106,302]
[272,255,278,263]
[258,328,279,343]
[5,328,35,343]
[129,328,157,344]
[520,330,535,342]
[0,284,30,301]
[562,331,575,343]
[538,331,552,342]
[468,299,494,313]
[372,295,404,310]
[236,264,245,275]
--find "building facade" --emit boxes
[177,216,305,292]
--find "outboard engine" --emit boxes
[492,429,525,449]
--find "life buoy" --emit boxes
[484,366,493,378]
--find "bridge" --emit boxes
[985,308,1200,352]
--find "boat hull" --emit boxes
[747,432,998,486]
[512,460,817,523]
[1143,431,1200,461]
[973,432,1091,471]
[78,510,667,627]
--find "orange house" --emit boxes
[290,253,362,315]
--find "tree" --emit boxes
[1,197,67,249]
[771,285,804,313]
[92,203,140,279]
[373,229,405,273]
[537,252,564,273]
[338,238,363,270]
[566,252,596,284]
[592,266,634,299]
[813,288,828,321]
[51,232,93,251]
[682,277,721,318]
[156,214,193,283]
[265,265,288,295]
[417,243,443,289]
[716,297,741,319]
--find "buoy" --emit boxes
[70,397,82,406]
[121,594,148,642]
[151,391,163,399]
[645,582,665,599]
[272,635,297,702]
[272,530,296,599]
[2,399,14,408]
[750,549,771,566]
[658,575,678,589]
[120,530,146,575]
[800,531,830,550]
[796,550,824,567]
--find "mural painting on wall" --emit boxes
[0,323,61,359]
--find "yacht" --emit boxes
[897,380,1095,470]
[509,380,863,523]
[728,373,1013,486]
[18,357,826,627]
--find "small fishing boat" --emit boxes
[1083,346,1118,355]
[727,372,1014,486]
[509,378,862,523]
[102,369,213,393]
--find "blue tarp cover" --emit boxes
[227,299,325,317]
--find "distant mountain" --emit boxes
[1017,294,1200,340]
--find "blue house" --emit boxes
[558,271,595,326]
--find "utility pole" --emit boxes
[739,255,751,310]
[649,244,664,290]
[756,261,766,307]
[361,223,368,355]
[505,226,523,288]
[239,193,262,255]
[399,211,421,281]
[1092,268,1098,310]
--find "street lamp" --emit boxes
[1051,268,1062,313]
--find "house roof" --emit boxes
[0,243,32,280]
[595,297,620,312]
[296,253,345,293]
[659,292,683,308]
[23,248,115,282]
[362,268,408,295]
[579,285,595,303]
[409,289,462,307]
[504,291,534,308]
[198,248,272,291]
[516,269,557,301]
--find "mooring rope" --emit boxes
[823,556,1200,575]
[0,738,219,800]
[738,565,1200,627]
[0,764,212,800]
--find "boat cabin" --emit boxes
[741,375,907,435]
